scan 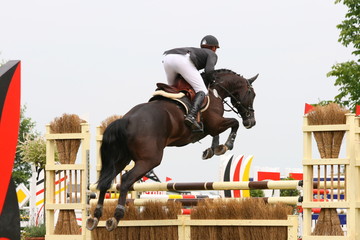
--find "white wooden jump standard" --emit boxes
[45,123,90,240]
[302,114,360,240]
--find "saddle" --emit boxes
[151,77,209,116]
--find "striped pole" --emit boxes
[90,180,302,192]
[140,194,209,199]
[89,180,345,193]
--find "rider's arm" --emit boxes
[204,52,218,73]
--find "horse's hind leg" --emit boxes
[87,159,130,231]
[86,189,106,230]
[105,158,161,231]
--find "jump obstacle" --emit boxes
[45,123,90,240]
[89,180,345,192]
[44,113,360,240]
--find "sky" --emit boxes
[0,1,354,183]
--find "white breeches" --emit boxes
[162,53,208,94]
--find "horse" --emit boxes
[86,69,258,231]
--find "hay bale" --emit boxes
[307,103,348,159]
[312,208,343,236]
[50,113,85,164]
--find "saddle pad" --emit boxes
[153,90,185,99]
[152,90,210,114]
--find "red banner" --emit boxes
[258,171,280,181]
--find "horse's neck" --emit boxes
[209,88,223,101]
[211,78,233,99]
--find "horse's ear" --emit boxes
[248,74,259,84]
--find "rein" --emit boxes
[210,78,253,118]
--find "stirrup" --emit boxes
[184,116,203,132]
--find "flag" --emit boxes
[166,177,172,182]
[223,156,233,197]
[240,155,254,197]
[232,155,244,198]
[304,103,315,115]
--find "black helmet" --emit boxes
[200,35,220,48]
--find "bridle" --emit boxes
[210,78,254,119]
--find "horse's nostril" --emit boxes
[243,118,256,129]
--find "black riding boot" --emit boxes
[184,91,205,131]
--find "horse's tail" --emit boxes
[96,118,130,191]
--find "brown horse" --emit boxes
[86,69,258,231]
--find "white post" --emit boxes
[29,165,37,226]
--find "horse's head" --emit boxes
[231,74,257,129]
[211,69,257,129]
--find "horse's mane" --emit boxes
[201,69,245,86]
[201,69,244,78]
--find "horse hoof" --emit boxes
[86,217,99,231]
[214,145,228,155]
[202,148,214,160]
[105,217,118,232]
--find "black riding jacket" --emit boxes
[164,47,218,74]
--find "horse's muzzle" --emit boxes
[243,118,256,129]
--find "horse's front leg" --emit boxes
[211,118,239,156]
[202,135,220,159]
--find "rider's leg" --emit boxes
[178,54,208,131]
[184,91,206,131]
[163,54,179,85]
[163,53,208,131]
[170,54,208,131]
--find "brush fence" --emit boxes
[90,197,300,207]
[45,123,90,240]
[94,214,298,240]
[302,114,360,240]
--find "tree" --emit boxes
[250,189,264,197]
[327,0,360,112]
[19,137,47,170]
[280,177,300,197]
[13,105,39,188]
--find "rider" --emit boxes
[162,35,219,131]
